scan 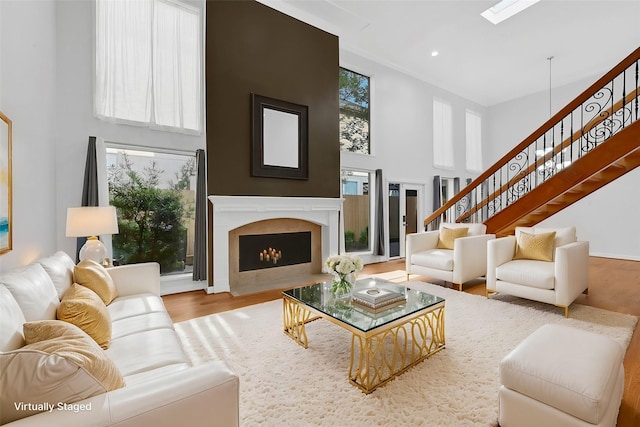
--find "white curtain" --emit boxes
[433,98,454,168]
[95,0,201,133]
[465,109,483,172]
[154,0,201,131]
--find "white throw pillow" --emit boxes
[0,264,60,321]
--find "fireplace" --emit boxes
[208,196,342,293]
[239,231,311,272]
[229,218,321,294]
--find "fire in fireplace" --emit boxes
[239,231,311,272]
[259,248,282,264]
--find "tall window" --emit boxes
[341,170,370,252]
[339,68,370,154]
[106,146,197,275]
[95,0,202,133]
[433,98,454,168]
[465,109,483,172]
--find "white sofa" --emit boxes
[406,223,495,291]
[0,251,239,427]
[486,226,590,317]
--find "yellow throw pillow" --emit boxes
[23,319,86,344]
[0,328,124,424]
[57,284,112,349]
[74,259,118,305]
[437,227,469,249]
[514,231,556,262]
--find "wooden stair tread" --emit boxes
[423,49,640,233]
[486,122,640,235]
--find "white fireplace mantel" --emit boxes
[208,196,343,293]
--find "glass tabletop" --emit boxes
[283,277,444,333]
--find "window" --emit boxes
[465,109,483,172]
[440,177,456,206]
[433,98,454,168]
[339,68,370,154]
[106,145,197,275]
[341,170,370,252]
[95,0,202,133]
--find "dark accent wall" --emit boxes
[206,0,340,198]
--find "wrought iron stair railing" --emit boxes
[424,47,640,233]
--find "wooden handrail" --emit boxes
[454,87,640,223]
[483,121,640,234]
[424,46,640,228]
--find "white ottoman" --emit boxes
[499,324,625,427]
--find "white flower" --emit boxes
[325,254,363,276]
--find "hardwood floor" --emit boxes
[163,256,640,426]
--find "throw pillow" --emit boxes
[57,284,112,349]
[23,319,86,344]
[74,259,118,305]
[533,226,577,249]
[436,227,469,250]
[0,329,125,424]
[514,231,556,262]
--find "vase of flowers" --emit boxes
[325,254,363,299]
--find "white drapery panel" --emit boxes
[95,0,201,134]
[432,98,454,169]
[465,109,483,172]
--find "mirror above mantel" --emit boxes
[251,94,308,180]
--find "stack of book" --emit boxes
[352,287,406,313]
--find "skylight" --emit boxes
[481,0,541,25]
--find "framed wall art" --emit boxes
[0,111,12,254]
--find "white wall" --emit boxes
[341,50,488,191]
[487,77,640,260]
[54,0,205,260]
[0,0,205,273]
[0,0,58,271]
[1,1,634,272]
[339,50,488,262]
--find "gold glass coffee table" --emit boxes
[282,278,445,394]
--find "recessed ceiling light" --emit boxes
[481,0,541,25]
[431,51,439,57]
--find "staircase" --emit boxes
[424,47,640,236]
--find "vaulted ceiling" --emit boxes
[258,0,640,106]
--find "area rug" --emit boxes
[174,282,637,427]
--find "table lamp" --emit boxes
[66,206,119,263]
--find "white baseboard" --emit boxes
[160,273,207,295]
[590,252,640,262]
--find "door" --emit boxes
[389,183,421,258]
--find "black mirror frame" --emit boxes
[251,93,308,180]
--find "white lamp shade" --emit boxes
[66,206,119,237]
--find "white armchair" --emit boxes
[406,223,495,291]
[486,226,589,317]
